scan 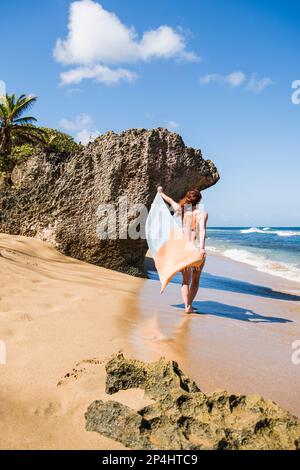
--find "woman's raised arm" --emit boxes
[157,186,180,213]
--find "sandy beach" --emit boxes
[0,233,299,449]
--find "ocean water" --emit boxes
[206,227,300,283]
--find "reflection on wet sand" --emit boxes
[117,281,193,365]
[125,254,300,417]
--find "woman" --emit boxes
[157,186,208,313]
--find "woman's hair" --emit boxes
[178,188,202,208]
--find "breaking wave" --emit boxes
[240,227,299,237]
[222,248,300,283]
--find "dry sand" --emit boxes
[0,233,300,449]
[0,234,149,450]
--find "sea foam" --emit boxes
[240,227,299,237]
[222,248,300,283]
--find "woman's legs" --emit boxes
[189,263,205,309]
[181,269,192,313]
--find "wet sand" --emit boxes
[0,233,299,449]
[130,255,300,417]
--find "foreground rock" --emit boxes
[0,128,219,275]
[85,353,300,450]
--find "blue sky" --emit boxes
[1,0,299,226]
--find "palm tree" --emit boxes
[0,93,45,156]
[38,132,60,155]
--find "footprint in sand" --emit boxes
[32,401,63,417]
[62,293,83,303]
[18,313,32,322]
[0,249,39,267]
[57,358,104,386]
[5,287,26,296]
[0,327,15,339]
[31,279,43,284]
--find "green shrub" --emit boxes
[0,127,82,172]
[38,127,81,154]
[11,143,35,160]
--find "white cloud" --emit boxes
[246,74,274,93]
[199,74,223,85]
[199,71,246,88]
[59,113,100,144]
[166,120,180,130]
[54,0,198,85]
[60,64,137,86]
[226,71,246,87]
[199,70,273,93]
[60,113,93,131]
[179,51,200,62]
[138,26,194,61]
[76,129,100,144]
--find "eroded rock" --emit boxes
[0,128,219,275]
[85,353,300,450]
[105,352,200,399]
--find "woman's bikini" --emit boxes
[182,208,201,272]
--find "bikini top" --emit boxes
[174,208,202,232]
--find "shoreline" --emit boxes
[206,247,300,295]
[206,226,300,286]
[0,233,300,450]
[205,246,300,288]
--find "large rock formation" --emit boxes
[0,128,219,275]
[85,353,300,450]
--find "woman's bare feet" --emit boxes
[185,305,194,314]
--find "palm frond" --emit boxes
[0,102,8,119]
[13,116,37,125]
[13,124,46,135]
[11,126,46,146]
[12,95,38,120]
